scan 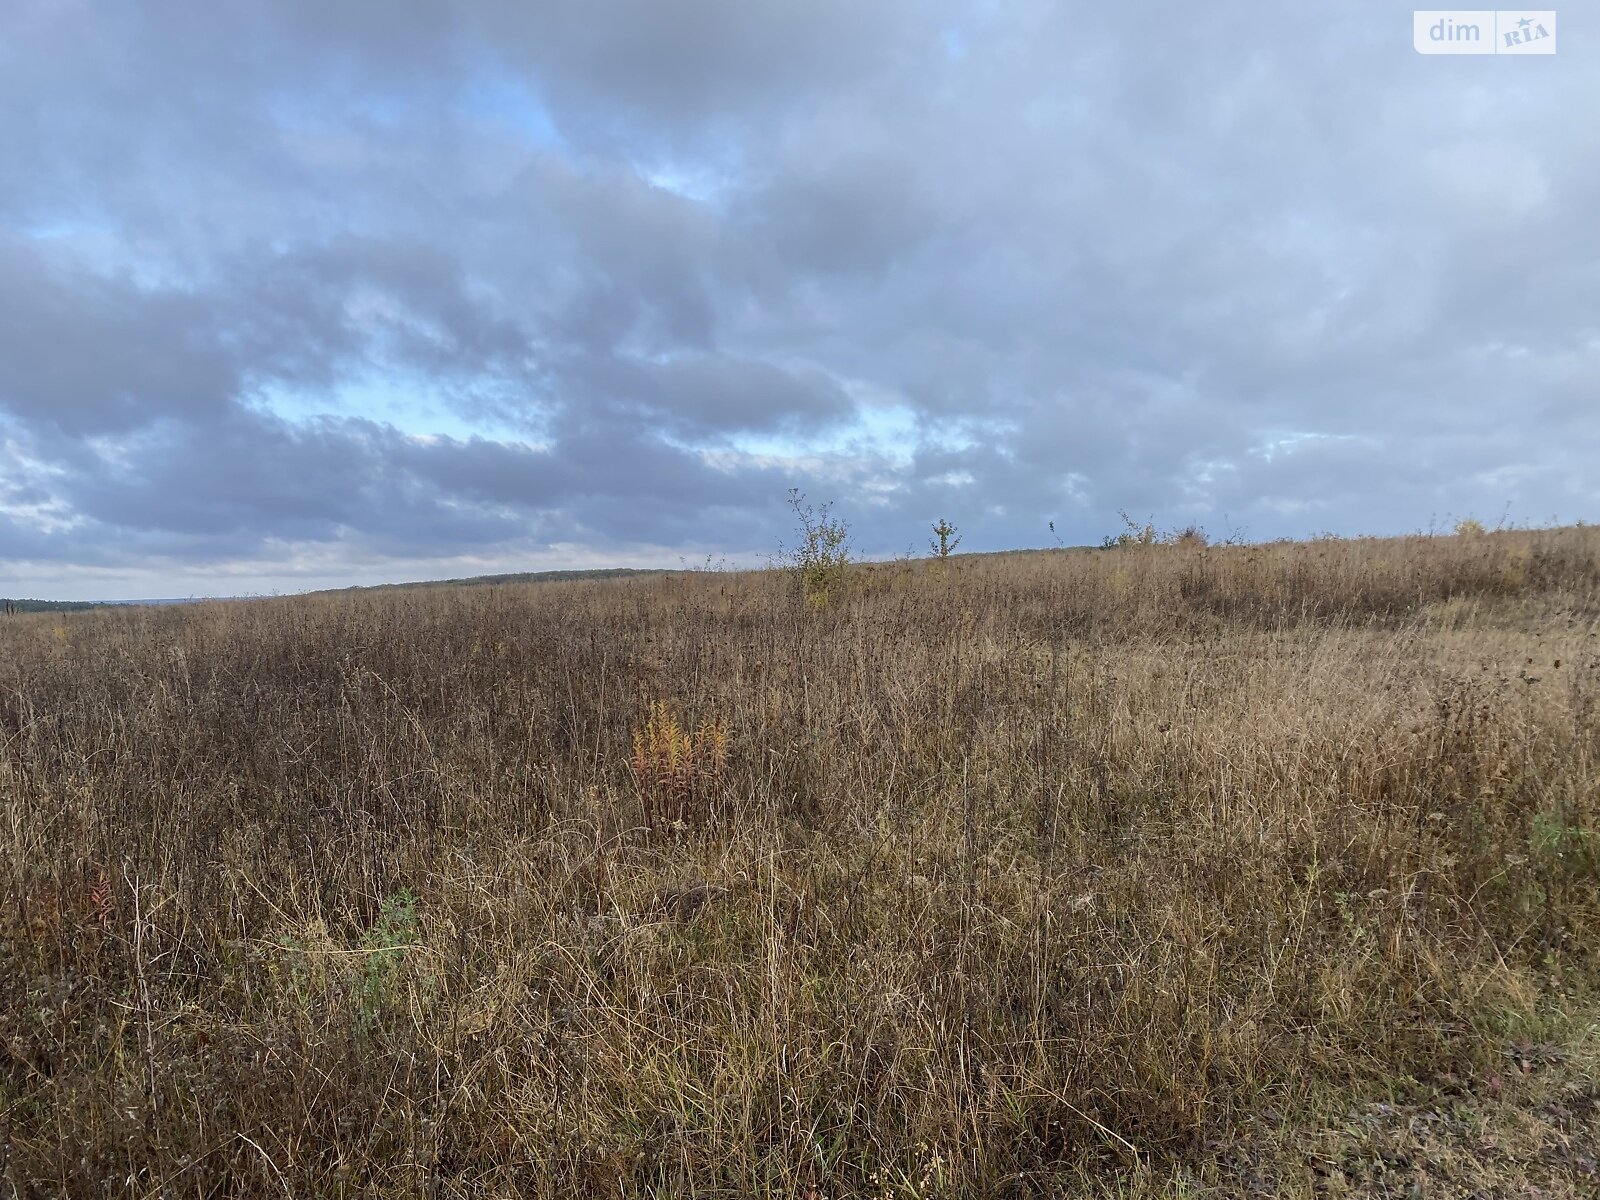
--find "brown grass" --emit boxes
[2,525,1598,1197]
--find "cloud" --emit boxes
[0,237,238,435]
[1,0,1596,597]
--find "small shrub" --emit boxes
[357,887,420,1034]
[777,489,853,608]
[1101,510,1159,549]
[274,889,423,1038]
[1531,812,1596,882]
[1101,512,1212,548]
[631,701,729,831]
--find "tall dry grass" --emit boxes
[2,525,1598,1196]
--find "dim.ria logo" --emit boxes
[1413,10,1556,53]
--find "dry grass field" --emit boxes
[3,526,1599,1197]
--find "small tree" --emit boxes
[1102,511,1159,550]
[1101,513,1217,549]
[929,518,962,559]
[778,489,853,609]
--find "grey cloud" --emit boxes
[14,403,791,568]
[554,353,856,439]
[744,149,938,277]
[0,238,237,435]
[474,1,953,144]
[229,237,535,383]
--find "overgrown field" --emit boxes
[3,528,1599,1197]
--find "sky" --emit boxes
[1,1,1595,599]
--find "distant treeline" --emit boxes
[326,567,673,596]
[1,598,107,614]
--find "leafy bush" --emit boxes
[1101,510,1160,549]
[1101,512,1215,549]
[356,888,420,1035]
[777,489,853,608]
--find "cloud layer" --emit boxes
[2,1,1595,597]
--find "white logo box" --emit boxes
[1414,10,1556,54]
